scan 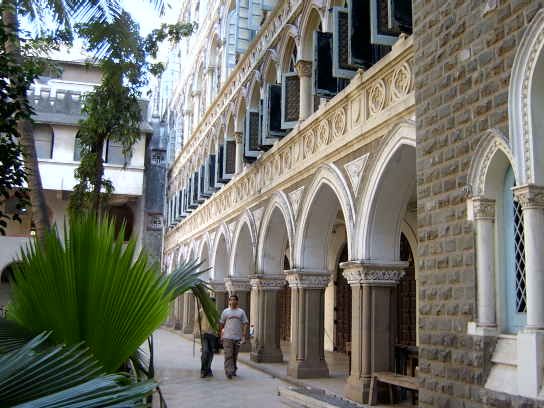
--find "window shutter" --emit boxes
[183,187,192,213]
[236,0,251,53]
[188,177,197,209]
[348,0,372,68]
[248,0,263,30]
[216,144,227,184]
[192,172,202,204]
[314,31,337,98]
[173,192,179,221]
[207,154,218,193]
[333,7,356,79]
[281,72,300,129]
[370,0,400,46]
[178,190,186,219]
[245,109,261,160]
[389,0,412,34]
[226,10,237,71]
[261,84,285,149]
[223,140,236,179]
[198,165,210,200]
[261,0,274,11]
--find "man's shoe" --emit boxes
[200,373,206,378]
[227,374,233,379]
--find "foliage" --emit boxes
[0,330,156,407]
[69,12,196,214]
[7,215,218,372]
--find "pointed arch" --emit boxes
[294,164,355,269]
[278,25,300,73]
[229,210,258,277]
[299,3,324,60]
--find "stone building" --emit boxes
[0,60,163,312]
[162,0,544,405]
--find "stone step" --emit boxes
[491,336,517,366]
[278,386,366,408]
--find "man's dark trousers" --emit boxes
[201,333,218,376]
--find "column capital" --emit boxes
[340,260,407,286]
[285,269,330,289]
[249,274,286,290]
[208,280,225,292]
[295,60,313,78]
[472,196,496,220]
[225,276,251,292]
[234,131,243,144]
[513,184,544,210]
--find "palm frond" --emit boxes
[0,318,37,354]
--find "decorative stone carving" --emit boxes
[209,280,226,292]
[513,184,544,209]
[351,97,361,124]
[391,62,412,101]
[344,154,369,196]
[472,197,496,220]
[249,275,286,289]
[368,80,386,115]
[225,277,251,293]
[303,130,316,158]
[340,261,407,286]
[285,271,330,289]
[332,108,347,138]
[234,131,243,144]
[318,120,331,146]
[295,60,313,78]
[288,187,304,219]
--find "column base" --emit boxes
[250,347,283,363]
[517,330,544,398]
[183,326,194,334]
[174,321,182,330]
[344,375,371,404]
[287,360,329,379]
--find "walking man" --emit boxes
[219,294,249,379]
[195,298,219,378]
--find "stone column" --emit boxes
[249,275,285,363]
[225,277,252,352]
[234,131,244,174]
[295,60,313,121]
[473,197,497,329]
[341,261,406,404]
[206,66,215,108]
[210,281,227,314]
[174,295,184,330]
[286,270,330,378]
[183,109,192,140]
[182,292,196,334]
[192,90,201,123]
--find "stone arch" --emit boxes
[229,211,258,277]
[234,93,247,133]
[356,121,416,261]
[247,70,262,109]
[467,128,517,198]
[509,9,544,185]
[294,164,355,270]
[210,224,231,281]
[299,3,324,61]
[261,48,280,84]
[278,26,299,73]
[197,235,212,281]
[257,191,296,275]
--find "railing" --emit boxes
[165,35,415,250]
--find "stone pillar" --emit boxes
[192,90,201,123]
[174,295,184,330]
[225,277,252,352]
[286,270,330,378]
[210,281,227,314]
[473,197,497,329]
[512,185,544,398]
[295,60,313,121]
[183,109,192,139]
[341,261,406,404]
[206,66,215,108]
[182,292,196,334]
[234,131,244,174]
[249,275,285,363]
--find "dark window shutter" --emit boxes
[269,84,284,136]
[224,140,236,177]
[198,165,210,200]
[390,0,412,34]
[245,109,260,160]
[281,72,300,128]
[207,154,217,192]
[349,0,372,68]
[192,172,200,205]
[216,145,226,184]
[371,0,400,46]
[187,178,197,210]
[333,8,356,79]
[314,31,337,98]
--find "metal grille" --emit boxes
[225,140,236,174]
[249,111,260,150]
[285,75,300,122]
[513,199,527,313]
[339,11,350,70]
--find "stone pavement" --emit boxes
[153,328,286,407]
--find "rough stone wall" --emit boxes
[413,1,543,406]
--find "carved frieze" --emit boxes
[285,271,330,289]
[249,275,286,290]
[340,261,407,286]
[472,197,496,220]
[513,184,544,210]
[225,277,251,293]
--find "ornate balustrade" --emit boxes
[165,35,414,250]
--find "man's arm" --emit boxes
[241,311,249,341]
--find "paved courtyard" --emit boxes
[154,329,287,407]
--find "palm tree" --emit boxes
[0,0,164,242]
[0,214,218,404]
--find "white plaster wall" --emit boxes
[0,236,30,272]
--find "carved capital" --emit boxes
[249,274,286,290]
[208,280,226,292]
[340,260,407,286]
[234,131,243,144]
[513,184,544,210]
[285,270,330,289]
[225,277,251,293]
[472,197,496,220]
[295,60,313,78]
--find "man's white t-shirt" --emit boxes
[220,307,249,340]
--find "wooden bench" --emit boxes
[368,371,419,406]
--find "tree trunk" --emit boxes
[2,2,51,242]
[91,138,106,215]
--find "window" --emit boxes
[34,126,54,159]
[105,139,130,165]
[74,135,83,161]
[151,149,165,165]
